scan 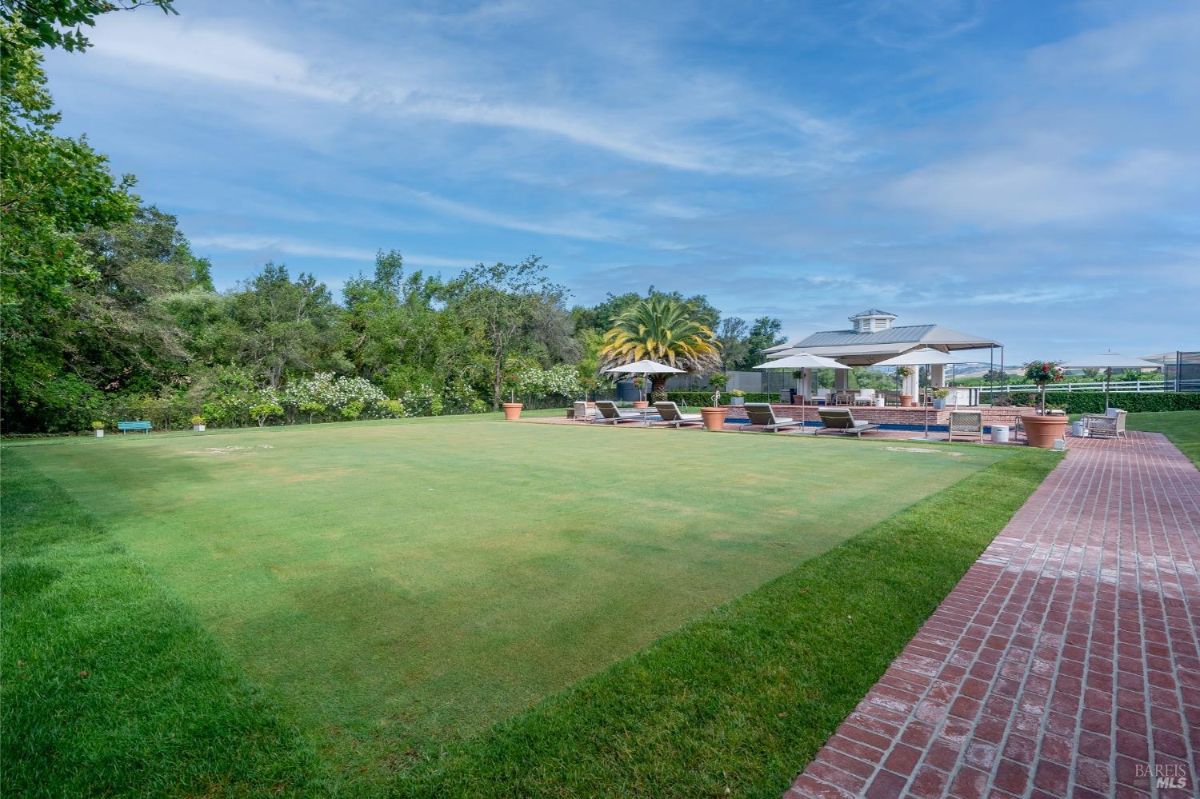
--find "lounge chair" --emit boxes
[854,388,876,406]
[947,411,984,443]
[593,400,643,425]
[1083,409,1127,439]
[816,408,880,438]
[653,402,703,428]
[744,402,804,432]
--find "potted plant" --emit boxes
[896,366,914,406]
[931,388,950,410]
[92,420,105,438]
[501,385,523,420]
[700,387,727,431]
[191,414,206,432]
[1020,361,1068,448]
[729,389,746,406]
[631,377,649,409]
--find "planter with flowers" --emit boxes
[1021,361,1067,448]
[191,414,206,432]
[92,421,105,438]
[931,387,950,410]
[895,366,915,406]
[729,389,746,406]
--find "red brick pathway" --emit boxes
[787,432,1200,799]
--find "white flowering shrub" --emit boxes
[280,373,390,421]
[515,364,584,399]
[398,384,443,417]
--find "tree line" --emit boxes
[0,1,791,433]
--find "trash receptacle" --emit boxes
[991,424,1010,444]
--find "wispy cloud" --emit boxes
[83,12,857,177]
[191,234,474,270]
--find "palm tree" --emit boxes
[599,296,721,401]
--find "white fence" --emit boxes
[978,379,1168,395]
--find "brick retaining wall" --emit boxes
[721,404,1036,431]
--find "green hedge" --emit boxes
[1001,391,1200,414]
[666,391,775,407]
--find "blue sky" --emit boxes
[44,0,1199,362]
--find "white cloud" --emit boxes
[88,16,350,102]
[83,12,855,177]
[886,148,1186,227]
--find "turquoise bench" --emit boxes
[117,420,153,434]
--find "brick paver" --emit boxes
[787,432,1200,798]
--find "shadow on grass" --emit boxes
[398,448,1060,797]
[0,451,322,798]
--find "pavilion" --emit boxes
[764,309,1002,400]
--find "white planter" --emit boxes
[193,424,206,432]
[94,429,104,438]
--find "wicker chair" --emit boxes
[1083,409,1127,439]
[947,411,984,443]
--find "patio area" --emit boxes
[532,402,1039,444]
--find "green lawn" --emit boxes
[4,415,1058,796]
[1127,410,1200,466]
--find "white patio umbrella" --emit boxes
[874,348,972,439]
[753,353,850,431]
[1062,353,1162,410]
[604,359,685,402]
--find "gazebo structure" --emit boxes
[764,309,1002,401]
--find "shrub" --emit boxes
[250,401,284,427]
[280,373,389,421]
[1003,391,1200,414]
[398,385,442,417]
[515,365,584,399]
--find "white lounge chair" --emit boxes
[744,403,804,432]
[593,400,642,424]
[854,388,876,406]
[653,402,703,428]
[816,408,880,438]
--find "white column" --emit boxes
[798,370,811,400]
[930,363,946,387]
[903,371,919,397]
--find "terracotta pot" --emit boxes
[900,394,914,407]
[1021,414,1068,449]
[502,402,523,421]
[700,406,727,431]
[632,400,649,409]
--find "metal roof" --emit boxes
[849,308,896,319]
[768,324,1000,365]
[796,323,938,347]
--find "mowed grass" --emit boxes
[1127,410,1200,466]
[0,450,321,797]
[3,416,1059,795]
